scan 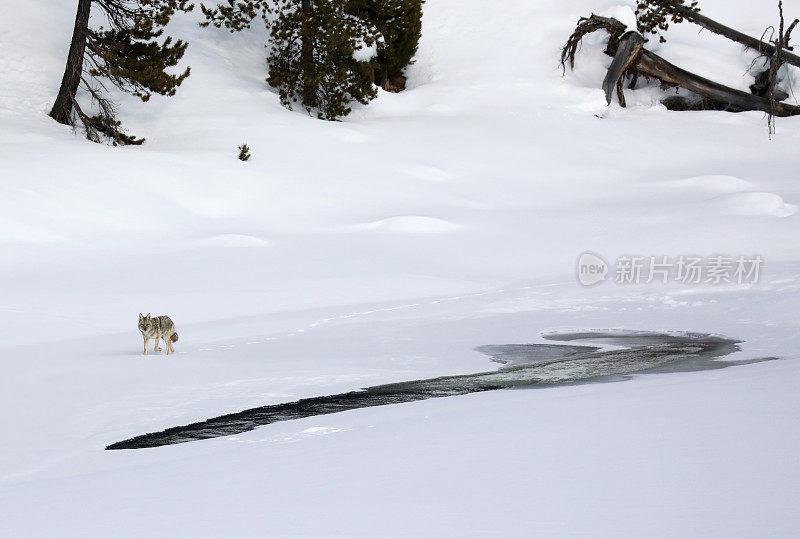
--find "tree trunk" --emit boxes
[652,0,800,69]
[636,48,800,117]
[603,31,645,105]
[300,0,317,109]
[49,0,92,125]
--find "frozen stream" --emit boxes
[107,331,771,450]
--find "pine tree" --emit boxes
[635,0,700,43]
[269,0,378,119]
[345,0,423,91]
[202,0,381,120]
[50,0,194,144]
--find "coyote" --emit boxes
[138,313,179,355]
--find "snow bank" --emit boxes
[1,0,799,536]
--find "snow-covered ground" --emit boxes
[1,0,799,536]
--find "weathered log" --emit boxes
[651,0,800,69]
[636,48,800,117]
[602,31,646,105]
[564,14,800,116]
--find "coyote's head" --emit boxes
[138,313,152,333]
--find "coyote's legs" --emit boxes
[168,337,175,354]
[165,335,170,355]
[143,338,149,355]
[154,335,162,352]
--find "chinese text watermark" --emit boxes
[577,252,763,286]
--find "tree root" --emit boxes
[560,14,627,72]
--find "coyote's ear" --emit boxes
[146,313,151,319]
[139,313,143,320]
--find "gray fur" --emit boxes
[138,313,179,355]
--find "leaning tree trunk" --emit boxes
[652,0,800,69]
[300,0,317,109]
[636,48,800,116]
[49,0,92,125]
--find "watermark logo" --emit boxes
[576,253,763,286]
[576,252,609,286]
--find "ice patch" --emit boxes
[715,192,798,218]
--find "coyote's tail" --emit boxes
[170,333,179,343]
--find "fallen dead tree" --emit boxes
[649,0,800,69]
[561,13,800,118]
[638,44,800,116]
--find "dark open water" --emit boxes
[107,331,772,450]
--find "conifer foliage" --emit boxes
[635,0,700,43]
[268,0,378,119]
[50,0,194,144]
[238,143,252,160]
[201,0,423,119]
[346,0,424,90]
